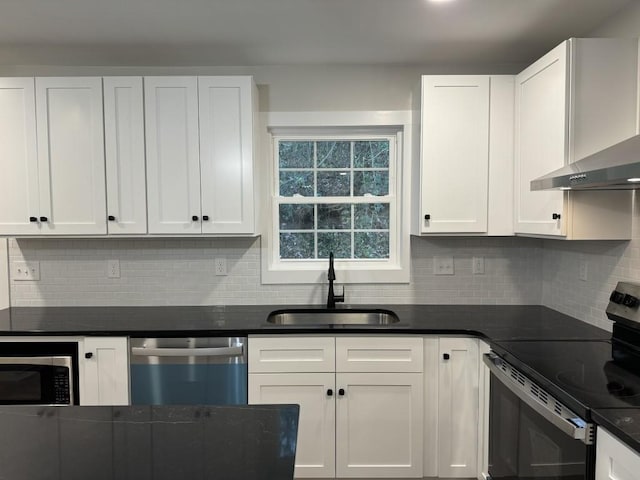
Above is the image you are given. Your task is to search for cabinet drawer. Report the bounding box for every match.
[336,337,423,373]
[248,336,335,373]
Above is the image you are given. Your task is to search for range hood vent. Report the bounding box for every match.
[531,134,640,191]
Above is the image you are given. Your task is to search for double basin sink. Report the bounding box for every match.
[266,308,400,326]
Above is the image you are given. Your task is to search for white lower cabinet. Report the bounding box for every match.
[79,337,129,406]
[248,336,424,478]
[424,337,481,479]
[596,427,640,480]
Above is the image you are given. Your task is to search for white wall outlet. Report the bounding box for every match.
[107,259,120,278]
[434,256,454,275]
[214,258,227,276]
[12,261,40,281]
[579,260,588,282]
[472,256,485,275]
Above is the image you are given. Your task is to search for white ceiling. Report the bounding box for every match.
[0,0,633,66]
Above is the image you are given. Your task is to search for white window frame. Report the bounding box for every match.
[260,111,412,284]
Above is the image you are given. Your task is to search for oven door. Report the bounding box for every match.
[484,353,595,480]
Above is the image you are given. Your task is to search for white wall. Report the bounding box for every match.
[590,2,640,37]
[0,239,9,308]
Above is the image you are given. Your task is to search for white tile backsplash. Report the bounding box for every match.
[8,236,543,307]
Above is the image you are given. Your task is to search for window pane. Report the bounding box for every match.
[280,232,315,259]
[354,232,389,259]
[317,171,350,196]
[280,171,314,197]
[279,141,313,168]
[354,141,389,168]
[279,204,314,230]
[318,204,351,230]
[317,141,351,168]
[318,232,351,259]
[354,204,390,229]
[354,171,389,196]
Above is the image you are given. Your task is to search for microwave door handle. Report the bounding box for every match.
[483,353,591,444]
[131,345,244,357]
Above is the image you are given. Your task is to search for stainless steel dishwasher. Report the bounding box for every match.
[129,337,247,405]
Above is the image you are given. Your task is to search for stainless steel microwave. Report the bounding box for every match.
[0,356,74,405]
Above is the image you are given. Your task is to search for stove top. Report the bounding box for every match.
[492,340,640,419]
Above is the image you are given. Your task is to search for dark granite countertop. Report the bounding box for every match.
[0,304,612,341]
[0,404,299,480]
[592,409,640,456]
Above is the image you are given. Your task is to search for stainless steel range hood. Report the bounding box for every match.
[530,134,640,191]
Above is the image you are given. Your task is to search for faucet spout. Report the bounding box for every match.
[327,252,345,309]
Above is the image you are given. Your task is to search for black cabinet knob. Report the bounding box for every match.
[327,389,333,397]
[623,294,639,309]
[424,214,431,220]
[202,215,209,221]
[443,353,450,360]
[610,290,625,304]
[85,352,93,359]
[192,215,199,221]
[552,213,561,220]
[29,216,38,223]
[39,216,48,222]
[338,388,345,396]
[108,215,116,221]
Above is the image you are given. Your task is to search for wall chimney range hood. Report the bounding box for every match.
[530,134,640,191]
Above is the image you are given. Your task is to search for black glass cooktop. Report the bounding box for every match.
[492,340,640,419]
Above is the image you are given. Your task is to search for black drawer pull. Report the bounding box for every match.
[29,216,38,223]
[39,216,48,222]
[424,214,431,220]
[443,353,450,360]
[192,215,199,221]
[108,215,116,221]
[203,215,209,221]
[85,352,93,359]
[552,213,561,220]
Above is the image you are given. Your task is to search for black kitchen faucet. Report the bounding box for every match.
[327,252,345,309]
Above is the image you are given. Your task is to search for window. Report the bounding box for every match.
[261,112,412,284]
[277,137,393,260]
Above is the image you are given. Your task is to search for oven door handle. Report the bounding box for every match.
[483,353,591,444]
[131,345,244,358]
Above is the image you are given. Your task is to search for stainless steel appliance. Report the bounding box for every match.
[484,352,594,480]
[486,281,640,480]
[0,342,78,405]
[129,337,247,405]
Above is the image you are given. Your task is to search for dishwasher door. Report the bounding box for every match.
[130,337,247,405]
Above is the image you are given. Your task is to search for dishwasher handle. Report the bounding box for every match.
[131,345,244,358]
[483,353,593,445]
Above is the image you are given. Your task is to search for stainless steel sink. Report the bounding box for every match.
[266,309,400,326]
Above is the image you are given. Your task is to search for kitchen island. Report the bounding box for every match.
[0,404,299,480]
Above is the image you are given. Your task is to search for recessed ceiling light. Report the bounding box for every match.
[429,0,456,3]
[560,187,572,190]
[627,178,640,182]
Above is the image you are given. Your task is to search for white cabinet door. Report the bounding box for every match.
[35,77,107,235]
[104,77,147,235]
[420,76,490,233]
[514,42,567,237]
[335,372,424,478]
[199,76,256,234]
[0,78,40,235]
[80,337,129,406]
[145,76,202,234]
[438,337,479,478]
[596,428,640,480]
[248,372,336,478]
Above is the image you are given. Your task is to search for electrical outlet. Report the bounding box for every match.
[107,259,120,278]
[472,256,485,275]
[434,256,454,275]
[214,258,227,276]
[12,261,40,281]
[579,260,588,282]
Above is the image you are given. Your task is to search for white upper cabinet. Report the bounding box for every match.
[145,75,258,235]
[0,78,40,235]
[145,76,202,234]
[418,75,514,235]
[514,38,637,239]
[199,76,256,234]
[0,77,107,236]
[35,77,107,235]
[104,77,147,235]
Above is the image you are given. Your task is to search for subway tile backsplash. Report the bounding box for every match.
[8,236,543,308]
